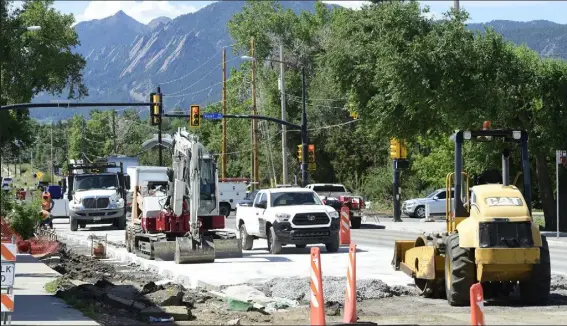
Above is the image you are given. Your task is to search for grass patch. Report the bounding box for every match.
[44,279,59,294]
[66,297,98,320]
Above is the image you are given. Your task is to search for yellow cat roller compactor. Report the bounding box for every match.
[392,121,551,306]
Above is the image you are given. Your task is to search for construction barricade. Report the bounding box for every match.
[1,241,17,325]
[339,206,351,245]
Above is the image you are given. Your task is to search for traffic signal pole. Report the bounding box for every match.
[392,162,402,222]
[157,86,163,166]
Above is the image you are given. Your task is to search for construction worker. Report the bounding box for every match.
[39,191,54,229]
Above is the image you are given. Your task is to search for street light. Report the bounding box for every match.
[241,55,309,187]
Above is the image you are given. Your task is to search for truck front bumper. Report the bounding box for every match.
[70,207,125,221]
[272,218,340,245]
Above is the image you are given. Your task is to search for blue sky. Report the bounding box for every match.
[11,1,567,25]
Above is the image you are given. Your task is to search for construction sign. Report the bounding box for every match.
[0,294,14,312]
[1,243,16,316]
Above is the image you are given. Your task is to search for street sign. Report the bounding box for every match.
[308,162,316,171]
[557,150,567,165]
[203,113,223,120]
[1,262,15,287]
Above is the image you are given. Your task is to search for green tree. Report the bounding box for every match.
[0,0,87,149]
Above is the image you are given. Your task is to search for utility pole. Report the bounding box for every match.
[112,109,117,154]
[279,42,288,185]
[454,0,459,11]
[157,86,163,166]
[251,37,259,190]
[81,118,86,161]
[50,122,54,182]
[221,47,227,179]
[300,67,308,187]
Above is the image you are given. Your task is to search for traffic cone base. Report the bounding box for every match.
[470,283,485,326]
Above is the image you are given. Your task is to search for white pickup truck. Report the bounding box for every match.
[235,188,340,254]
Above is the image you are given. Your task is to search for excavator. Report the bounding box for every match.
[392,121,551,306]
[126,128,242,263]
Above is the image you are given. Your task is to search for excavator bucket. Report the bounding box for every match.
[175,236,215,264]
[213,237,243,259]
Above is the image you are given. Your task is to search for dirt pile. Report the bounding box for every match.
[550,274,567,292]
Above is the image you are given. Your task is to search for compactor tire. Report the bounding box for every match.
[519,235,551,305]
[239,224,254,250]
[325,233,340,253]
[445,233,475,306]
[267,226,283,255]
[70,217,78,231]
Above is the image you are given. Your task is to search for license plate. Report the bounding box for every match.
[93,216,102,221]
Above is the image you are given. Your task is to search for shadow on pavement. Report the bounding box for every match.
[244,245,368,256]
[14,255,44,263]
[11,294,97,322]
[359,224,386,230]
[484,292,567,307]
[15,272,60,278]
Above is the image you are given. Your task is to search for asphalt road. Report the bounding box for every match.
[225,213,567,276]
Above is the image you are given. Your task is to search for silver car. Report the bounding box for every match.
[402,188,455,219]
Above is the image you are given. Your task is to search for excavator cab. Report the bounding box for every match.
[392,121,550,306]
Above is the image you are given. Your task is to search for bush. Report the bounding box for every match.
[6,195,42,240]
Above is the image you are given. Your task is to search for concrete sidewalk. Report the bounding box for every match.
[371,217,567,247]
[8,254,99,326]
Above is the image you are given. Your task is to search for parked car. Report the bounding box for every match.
[2,177,13,191]
[402,188,471,218]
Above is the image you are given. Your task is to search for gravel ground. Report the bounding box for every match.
[253,276,419,304]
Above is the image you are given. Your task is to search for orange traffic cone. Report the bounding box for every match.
[310,247,326,325]
[470,283,485,326]
[343,243,357,323]
[339,206,351,245]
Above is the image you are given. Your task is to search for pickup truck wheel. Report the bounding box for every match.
[325,233,340,253]
[268,226,283,254]
[239,224,254,250]
[219,203,231,217]
[70,217,78,231]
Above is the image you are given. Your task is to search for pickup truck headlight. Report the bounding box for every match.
[329,211,339,219]
[275,213,291,222]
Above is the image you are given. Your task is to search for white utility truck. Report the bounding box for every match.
[218,178,248,217]
[126,166,169,208]
[235,187,340,254]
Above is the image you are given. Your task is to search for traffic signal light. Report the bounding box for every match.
[190,105,200,127]
[297,145,302,161]
[390,138,400,159]
[350,111,359,120]
[308,144,315,163]
[150,92,162,126]
[390,138,408,159]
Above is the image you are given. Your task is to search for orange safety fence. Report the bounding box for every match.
[1,216,60,256]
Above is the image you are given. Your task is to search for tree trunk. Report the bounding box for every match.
[559,164,567,232]
[535,152,557,231]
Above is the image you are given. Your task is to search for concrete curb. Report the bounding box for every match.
[54,231,222,291]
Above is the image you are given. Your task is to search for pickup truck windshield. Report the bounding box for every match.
[271,192,322,207]
[74,174,119,192]
[312,185,346,193]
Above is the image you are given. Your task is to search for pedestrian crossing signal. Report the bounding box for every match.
[190,105,200,127]
[308,144,315,163]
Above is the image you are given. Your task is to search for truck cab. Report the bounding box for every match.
[305,183,366,229]
[235,188,340,254]
[66,161,127,231]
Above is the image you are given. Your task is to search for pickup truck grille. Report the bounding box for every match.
[292,213,330,226]
[291,229,331,240]
[82,198,110,209]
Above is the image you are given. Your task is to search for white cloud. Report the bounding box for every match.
[75,1,200,24]
[322,1,371,10]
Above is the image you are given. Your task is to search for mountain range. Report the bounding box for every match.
[30,1,567,121]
